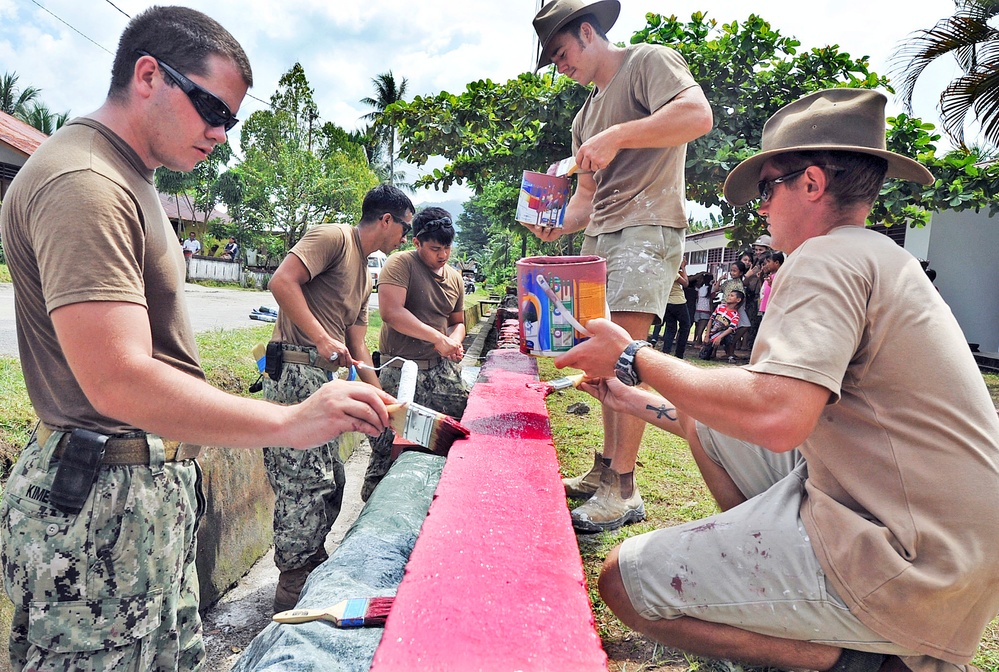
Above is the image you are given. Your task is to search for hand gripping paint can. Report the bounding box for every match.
[516,255,607,356]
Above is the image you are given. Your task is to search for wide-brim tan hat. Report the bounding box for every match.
[533,0,620,71]
[723,88,934,206]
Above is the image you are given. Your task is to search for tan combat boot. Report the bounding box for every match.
[571,467,645,533]
[563,451,607,499]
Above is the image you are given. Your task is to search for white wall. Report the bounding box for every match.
[915,210,999,352]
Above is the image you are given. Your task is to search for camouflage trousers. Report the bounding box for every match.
[1,429,205,671]
[361,357,469,501]
[263,356,346,572]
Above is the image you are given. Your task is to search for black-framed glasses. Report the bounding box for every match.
[136,50,239,132]
[391,214,412,237]
[757,168,807,203]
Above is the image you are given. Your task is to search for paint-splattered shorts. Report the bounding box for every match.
[580,225,684,319]
[617,423,919,654]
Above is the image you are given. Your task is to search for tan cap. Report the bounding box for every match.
[533,0,620,70]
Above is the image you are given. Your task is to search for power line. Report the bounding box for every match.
[25,0,276,114]
[102,0,130,19]
[28,0,114,55]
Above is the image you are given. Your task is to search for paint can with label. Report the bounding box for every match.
[516,255,607,357]
[515,171,571,228]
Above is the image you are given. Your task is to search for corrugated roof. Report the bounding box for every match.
[0,110,49,158]
[158,192,230,224]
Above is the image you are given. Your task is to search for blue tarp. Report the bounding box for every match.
[232,451,445,672]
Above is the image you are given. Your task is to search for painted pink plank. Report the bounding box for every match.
[371,349,607,671]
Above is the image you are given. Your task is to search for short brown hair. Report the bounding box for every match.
[770,150,888,210]
[109,6,252,101]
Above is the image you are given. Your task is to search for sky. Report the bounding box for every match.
[0,0,963,207]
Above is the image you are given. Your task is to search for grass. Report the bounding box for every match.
[539,356,999,672]
[0,263,10,284]
[0,300,996,668]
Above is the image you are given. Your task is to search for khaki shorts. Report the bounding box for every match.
[617,424,922,655]
[581,226,684,319]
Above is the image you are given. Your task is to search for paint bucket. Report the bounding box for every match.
[515,171,571,228]
[516,255,606,357]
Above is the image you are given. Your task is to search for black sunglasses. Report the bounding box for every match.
[757,168,807,203]
[390,213,412,237]
[136,50,239,132]
[758,165,845,202]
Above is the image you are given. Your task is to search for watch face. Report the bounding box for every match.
[615,340,648,386]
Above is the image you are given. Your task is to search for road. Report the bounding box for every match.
[0,282,279,358]
[0,282,382,359]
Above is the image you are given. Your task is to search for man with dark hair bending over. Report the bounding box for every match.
[557,88,999,672]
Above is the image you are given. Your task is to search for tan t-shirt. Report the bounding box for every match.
[747,226,999,661]
[0,118,203,434]
[271,224,370,346]
[572,43,699,235]
[378,250,464,360]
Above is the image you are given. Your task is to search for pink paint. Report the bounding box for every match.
[371,349,608,671]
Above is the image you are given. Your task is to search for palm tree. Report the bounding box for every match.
[891,0,999,149]
[360,71,408,185]
[20,103,70,135]
[1,72,41,118]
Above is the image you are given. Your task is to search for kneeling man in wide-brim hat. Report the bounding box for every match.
[556,87,999,672]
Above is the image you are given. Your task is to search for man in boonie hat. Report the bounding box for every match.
[555,88,999,672]
[526,0,712,534]
[752,233,773,254]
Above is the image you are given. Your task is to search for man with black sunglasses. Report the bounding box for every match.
[0,7,394,670]
[556,89,999,672]
[262,183,414,612]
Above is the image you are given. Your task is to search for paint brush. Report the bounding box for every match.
[272,597,394,628]
[386,402,470,455]
[527,373,586,397]
[535,275,591,337]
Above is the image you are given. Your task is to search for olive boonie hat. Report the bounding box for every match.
[723,88,934,206]
[533,0,620,71]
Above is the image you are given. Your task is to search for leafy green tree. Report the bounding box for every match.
[388,73,587,193]
[891,0,999,150]
[391,11,998,262]
[360,71,408,186]
[632,12,892,245]
[0,72,39,117]
[1,73,70,134]
[236,63,378,252]
[19,103,69,135]
[155,142,233,227]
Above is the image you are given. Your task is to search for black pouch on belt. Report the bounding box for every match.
[50,429,108,514]
[265,341,284,381]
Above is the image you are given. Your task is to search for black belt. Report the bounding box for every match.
[279,344,341,374]
[36,425,201,465]
[382,356,442,370]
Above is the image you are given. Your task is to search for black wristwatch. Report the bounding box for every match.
[615,340,650,386]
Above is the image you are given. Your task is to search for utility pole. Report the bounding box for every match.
[531,0,545,72]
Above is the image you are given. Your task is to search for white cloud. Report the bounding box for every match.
[2,0,963,205]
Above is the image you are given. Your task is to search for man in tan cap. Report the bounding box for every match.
[526,0,713,533]
[556,88,999,672]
